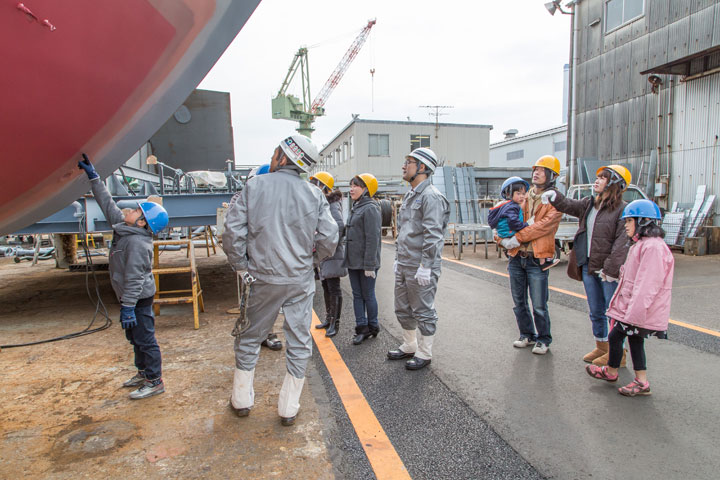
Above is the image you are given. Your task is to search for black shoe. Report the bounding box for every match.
[315,316,331,329]
[405,357,431,370]
[325,295,342,337]
[353,325,370,345]
[280,415,296,426]
[262,333,282,351]
[387,349,415,360]
[368,325,380,338]
[229,400,251,417]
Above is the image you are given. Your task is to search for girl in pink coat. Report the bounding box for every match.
[585,200,674,396]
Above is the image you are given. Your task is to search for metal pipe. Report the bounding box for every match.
[567,2,579,186]
[665,76,673,180]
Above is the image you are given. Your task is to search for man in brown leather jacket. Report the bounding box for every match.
[498,155,562,355]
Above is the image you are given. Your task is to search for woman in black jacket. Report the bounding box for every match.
[310,172,346,338]
[541,165,631,365]
[343,173,382,345]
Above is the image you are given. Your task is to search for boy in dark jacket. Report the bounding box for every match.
[78,155,169,400]
[489,176,558,270]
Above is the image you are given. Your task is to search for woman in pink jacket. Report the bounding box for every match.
[585,199,674,396]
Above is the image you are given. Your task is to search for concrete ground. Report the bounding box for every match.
[0,253,333,479]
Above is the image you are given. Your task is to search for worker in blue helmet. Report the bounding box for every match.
[78,154,168,400]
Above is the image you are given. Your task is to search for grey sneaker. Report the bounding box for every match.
[129,379,165,400]
[513,337,536,348]
[122,372,145,388]
[532,342,549,355]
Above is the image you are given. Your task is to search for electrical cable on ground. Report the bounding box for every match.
[1,215,113,349]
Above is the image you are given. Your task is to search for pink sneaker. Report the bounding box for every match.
[585,364,618,382]
[618,378,651,396]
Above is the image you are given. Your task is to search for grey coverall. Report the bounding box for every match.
[395,178,450,337]
[222,167,338,378]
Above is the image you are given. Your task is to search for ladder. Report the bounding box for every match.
[152,239,205,329]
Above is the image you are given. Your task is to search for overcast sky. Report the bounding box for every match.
[198,0,571,166]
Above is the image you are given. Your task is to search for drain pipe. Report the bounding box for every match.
[567,1,580,186]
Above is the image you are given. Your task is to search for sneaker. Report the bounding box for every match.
[542,258,561,271]
[129,379,165,400]
[513,337,536,348]
[122,372,145,388]
[618,378,651,397]
[532,342,549,355]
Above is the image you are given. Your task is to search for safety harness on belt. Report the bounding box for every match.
[231,271,256,337]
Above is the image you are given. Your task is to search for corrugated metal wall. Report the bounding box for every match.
[574,0,720,224]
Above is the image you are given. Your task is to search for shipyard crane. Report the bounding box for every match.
[271,19,376,137]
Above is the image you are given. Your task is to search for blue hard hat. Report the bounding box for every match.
[256,164,271,175]
[138,202,169,234]
[500,176,530,199]
[621,199,662,220]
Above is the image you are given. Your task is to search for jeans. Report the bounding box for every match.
[125,298,162,380]
[581,264,618,341]
[507,255,552,345]
[347,269,378,328]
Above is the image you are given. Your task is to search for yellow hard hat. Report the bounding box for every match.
[309,171,334,190]
[597,164,631,190]
[354,173,378,197]
[533,155,561,175]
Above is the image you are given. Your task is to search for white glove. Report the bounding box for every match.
[500,236,521,250]
[414,265,432,286]
[597,269,618,283]
[364,270,376,278]
[541,190,557,204]
[393,261,398,274]
[526,216,535,226]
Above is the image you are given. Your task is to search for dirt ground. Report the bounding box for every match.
[0,251,334,479]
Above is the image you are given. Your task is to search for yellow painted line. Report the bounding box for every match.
[311,310,412,480]
[382,239,720,338]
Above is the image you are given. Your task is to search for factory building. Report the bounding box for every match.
[489,125,568,168]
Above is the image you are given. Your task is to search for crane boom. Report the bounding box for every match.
[311,19,376,114]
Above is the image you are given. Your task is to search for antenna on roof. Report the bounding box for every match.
[419,105,454,139]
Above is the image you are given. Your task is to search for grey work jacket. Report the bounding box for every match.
[342,195,382,271]
[396,178,450,269]
[319,193,347,279]
[90,178,156,306]
[222,167,339,284]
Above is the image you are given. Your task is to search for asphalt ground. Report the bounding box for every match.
[311,243,720,480]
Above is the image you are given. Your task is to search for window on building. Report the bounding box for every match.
[342,143,347,162]
[410,134,430,151]
[506,150,524,161]
[605,0,644,33]
[369,134,389,156]
[553,140,567,152]
[349,135,354,158]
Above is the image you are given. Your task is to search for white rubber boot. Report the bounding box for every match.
[399,328,418,353]
[278,372,305,425]
[415,334,434,360]
[231,368,255,414]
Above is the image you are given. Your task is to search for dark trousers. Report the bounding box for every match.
[608,323,646,370]
[347,269,378,328]
[507,255,552,345]
[124,297,162,380]
[321,277,342,299]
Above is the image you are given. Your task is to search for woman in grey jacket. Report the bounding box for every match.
[310,172,347,338]
[343,173,382,345]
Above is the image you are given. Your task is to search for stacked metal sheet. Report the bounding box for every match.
[663,185,716,247]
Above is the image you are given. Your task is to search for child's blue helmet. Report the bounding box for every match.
[501,176,530,200]
[621,199,662,221]
[138,202,169,234]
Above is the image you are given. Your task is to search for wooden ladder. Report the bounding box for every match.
[152,239,205,329]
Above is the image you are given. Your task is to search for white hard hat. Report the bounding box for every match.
[279,135,319,173]
[406,147,438,173]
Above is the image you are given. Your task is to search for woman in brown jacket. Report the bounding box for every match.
[541,165,631,365]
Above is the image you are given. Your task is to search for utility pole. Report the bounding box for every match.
[419,105,453,138]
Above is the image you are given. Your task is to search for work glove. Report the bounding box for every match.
[597,269,618,283]
[77,153,99,180]
[541,190,557,204]
[120,305,137,329]
[393,261,398,274]
[364,270,376,278]
[414,265,432,286]
[500,236,521,250]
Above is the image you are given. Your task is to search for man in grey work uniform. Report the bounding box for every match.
[222,135,338,425]
[387,147,450,370]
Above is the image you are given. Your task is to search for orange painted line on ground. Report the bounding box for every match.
[311,311,412,480]
[382,239,720,338]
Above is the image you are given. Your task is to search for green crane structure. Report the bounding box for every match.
[271,19,376,138]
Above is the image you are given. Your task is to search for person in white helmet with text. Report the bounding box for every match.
[222,135,338,425]
[387,148,450,370]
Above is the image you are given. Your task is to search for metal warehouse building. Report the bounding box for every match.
[313,118,492,182]
[569,0,720,224]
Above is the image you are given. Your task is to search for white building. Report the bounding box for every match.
[489,125,568,168]
[313,118,492,182]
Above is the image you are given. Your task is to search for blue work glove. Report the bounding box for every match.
[78,153,99,180]
[120,305,137,329]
